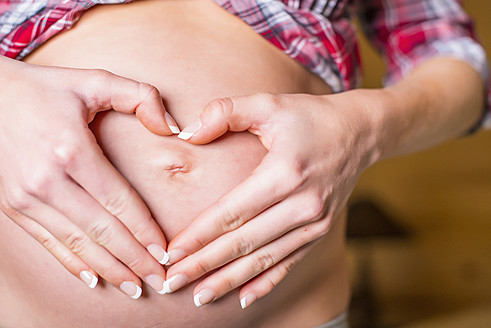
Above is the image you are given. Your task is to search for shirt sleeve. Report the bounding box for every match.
[356,0,491,129]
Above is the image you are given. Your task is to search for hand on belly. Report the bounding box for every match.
[0,57,181,299]
[158,90,362,309]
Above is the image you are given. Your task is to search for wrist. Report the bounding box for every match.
[363,87,402,164]
[329,89,391,170]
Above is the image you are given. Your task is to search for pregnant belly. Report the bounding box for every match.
[0,1,348,327]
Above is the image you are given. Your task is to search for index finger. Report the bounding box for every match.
[57,130,170,265]
[167,155,303,264]
[75,68,180,135]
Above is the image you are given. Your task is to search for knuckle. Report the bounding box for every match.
[129,214,153,240]
[88,221,114,246]
[83,69,112,108]
[126,255,146,272]
[206,97,233,117]
[138,82,160,103]
[311,219,332,239]
[4,188,31,211]
[88,69,111,86]
[52,133,86,168]
[39,233,58,252]
[23,172,53,198]
[189,234,207,249]
[65,231,90,255]
[256,92,282,111]
[228,235,253,257]
[263,276,279,292]
[283,260,296,274]
[96,264,121,282]
[261,262,294,292]
[192,258,211,276]
[220,275,237,292]
[216,205,243,232]
[103,188,132,218]
[251,252,276,273]
[275,160,305,193]
[304,195,326,221]
[84,69,113,98]
[59,254,77,271]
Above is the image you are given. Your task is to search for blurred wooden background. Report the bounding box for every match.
[348,1,491,327]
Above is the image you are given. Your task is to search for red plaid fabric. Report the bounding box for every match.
[1,0,489,127]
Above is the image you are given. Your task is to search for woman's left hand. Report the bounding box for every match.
[164,90,384,308]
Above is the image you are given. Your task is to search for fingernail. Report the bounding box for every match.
[147,244,170,265]
[80,271,98,289]
[120,281,142,299]
[145,274,166,294]
[167,249,187,264]
[240,294,257,309]
[164,111,180,134]
[177,119,201,140]
[194,289,215,307]
[163,273,189,293]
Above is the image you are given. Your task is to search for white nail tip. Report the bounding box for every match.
[177,131,194,140]
[164,112,180,134]
[194,293,202,307]
[240,297,247,309]
[162,279,173,294]
[177,119,201,140]
[88,276,98,289]
[147,244,170,265]
[157,285,167,295]
[169,125,180,134]
[80,271,98,289]
[160,251,170,265]
[131,285,142,300]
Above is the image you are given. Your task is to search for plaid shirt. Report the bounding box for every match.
[1,0,489,127]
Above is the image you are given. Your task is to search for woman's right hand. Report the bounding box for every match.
[0,56,178,298]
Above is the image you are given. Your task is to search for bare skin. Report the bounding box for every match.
[0,1,348,327]
[0,0,483,326]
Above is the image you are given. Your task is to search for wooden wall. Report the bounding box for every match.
[349,1,491,326]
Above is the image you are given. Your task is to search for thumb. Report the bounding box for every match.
[177,94,273,145]
[79,69,180,135]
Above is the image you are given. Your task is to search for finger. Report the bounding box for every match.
[8,209,99,289]
[189,222,325,307]
[178,94,277,145]
[167,154,305,264]
[77,69,180,135]
[55,131,170,266]
[166,193,318,289]
[238,243,316,309]
[35,177,167,296]
[18,200,147,298]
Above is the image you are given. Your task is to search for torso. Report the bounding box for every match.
[0,1,348,327]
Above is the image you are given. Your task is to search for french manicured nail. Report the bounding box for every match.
[163,273,189,293]
[167,249,187,264]
[194,289,215,307]
[177,119,201,140]
[80,271,98,289]
[120,281,142,299]
[164,111,180,134]
[145,275,166,294]
[240,294,257,309]
[147,244,170,265]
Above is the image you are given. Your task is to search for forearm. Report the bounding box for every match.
[368,57,485,162]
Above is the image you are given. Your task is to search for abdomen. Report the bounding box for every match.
[0,1,347,327]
